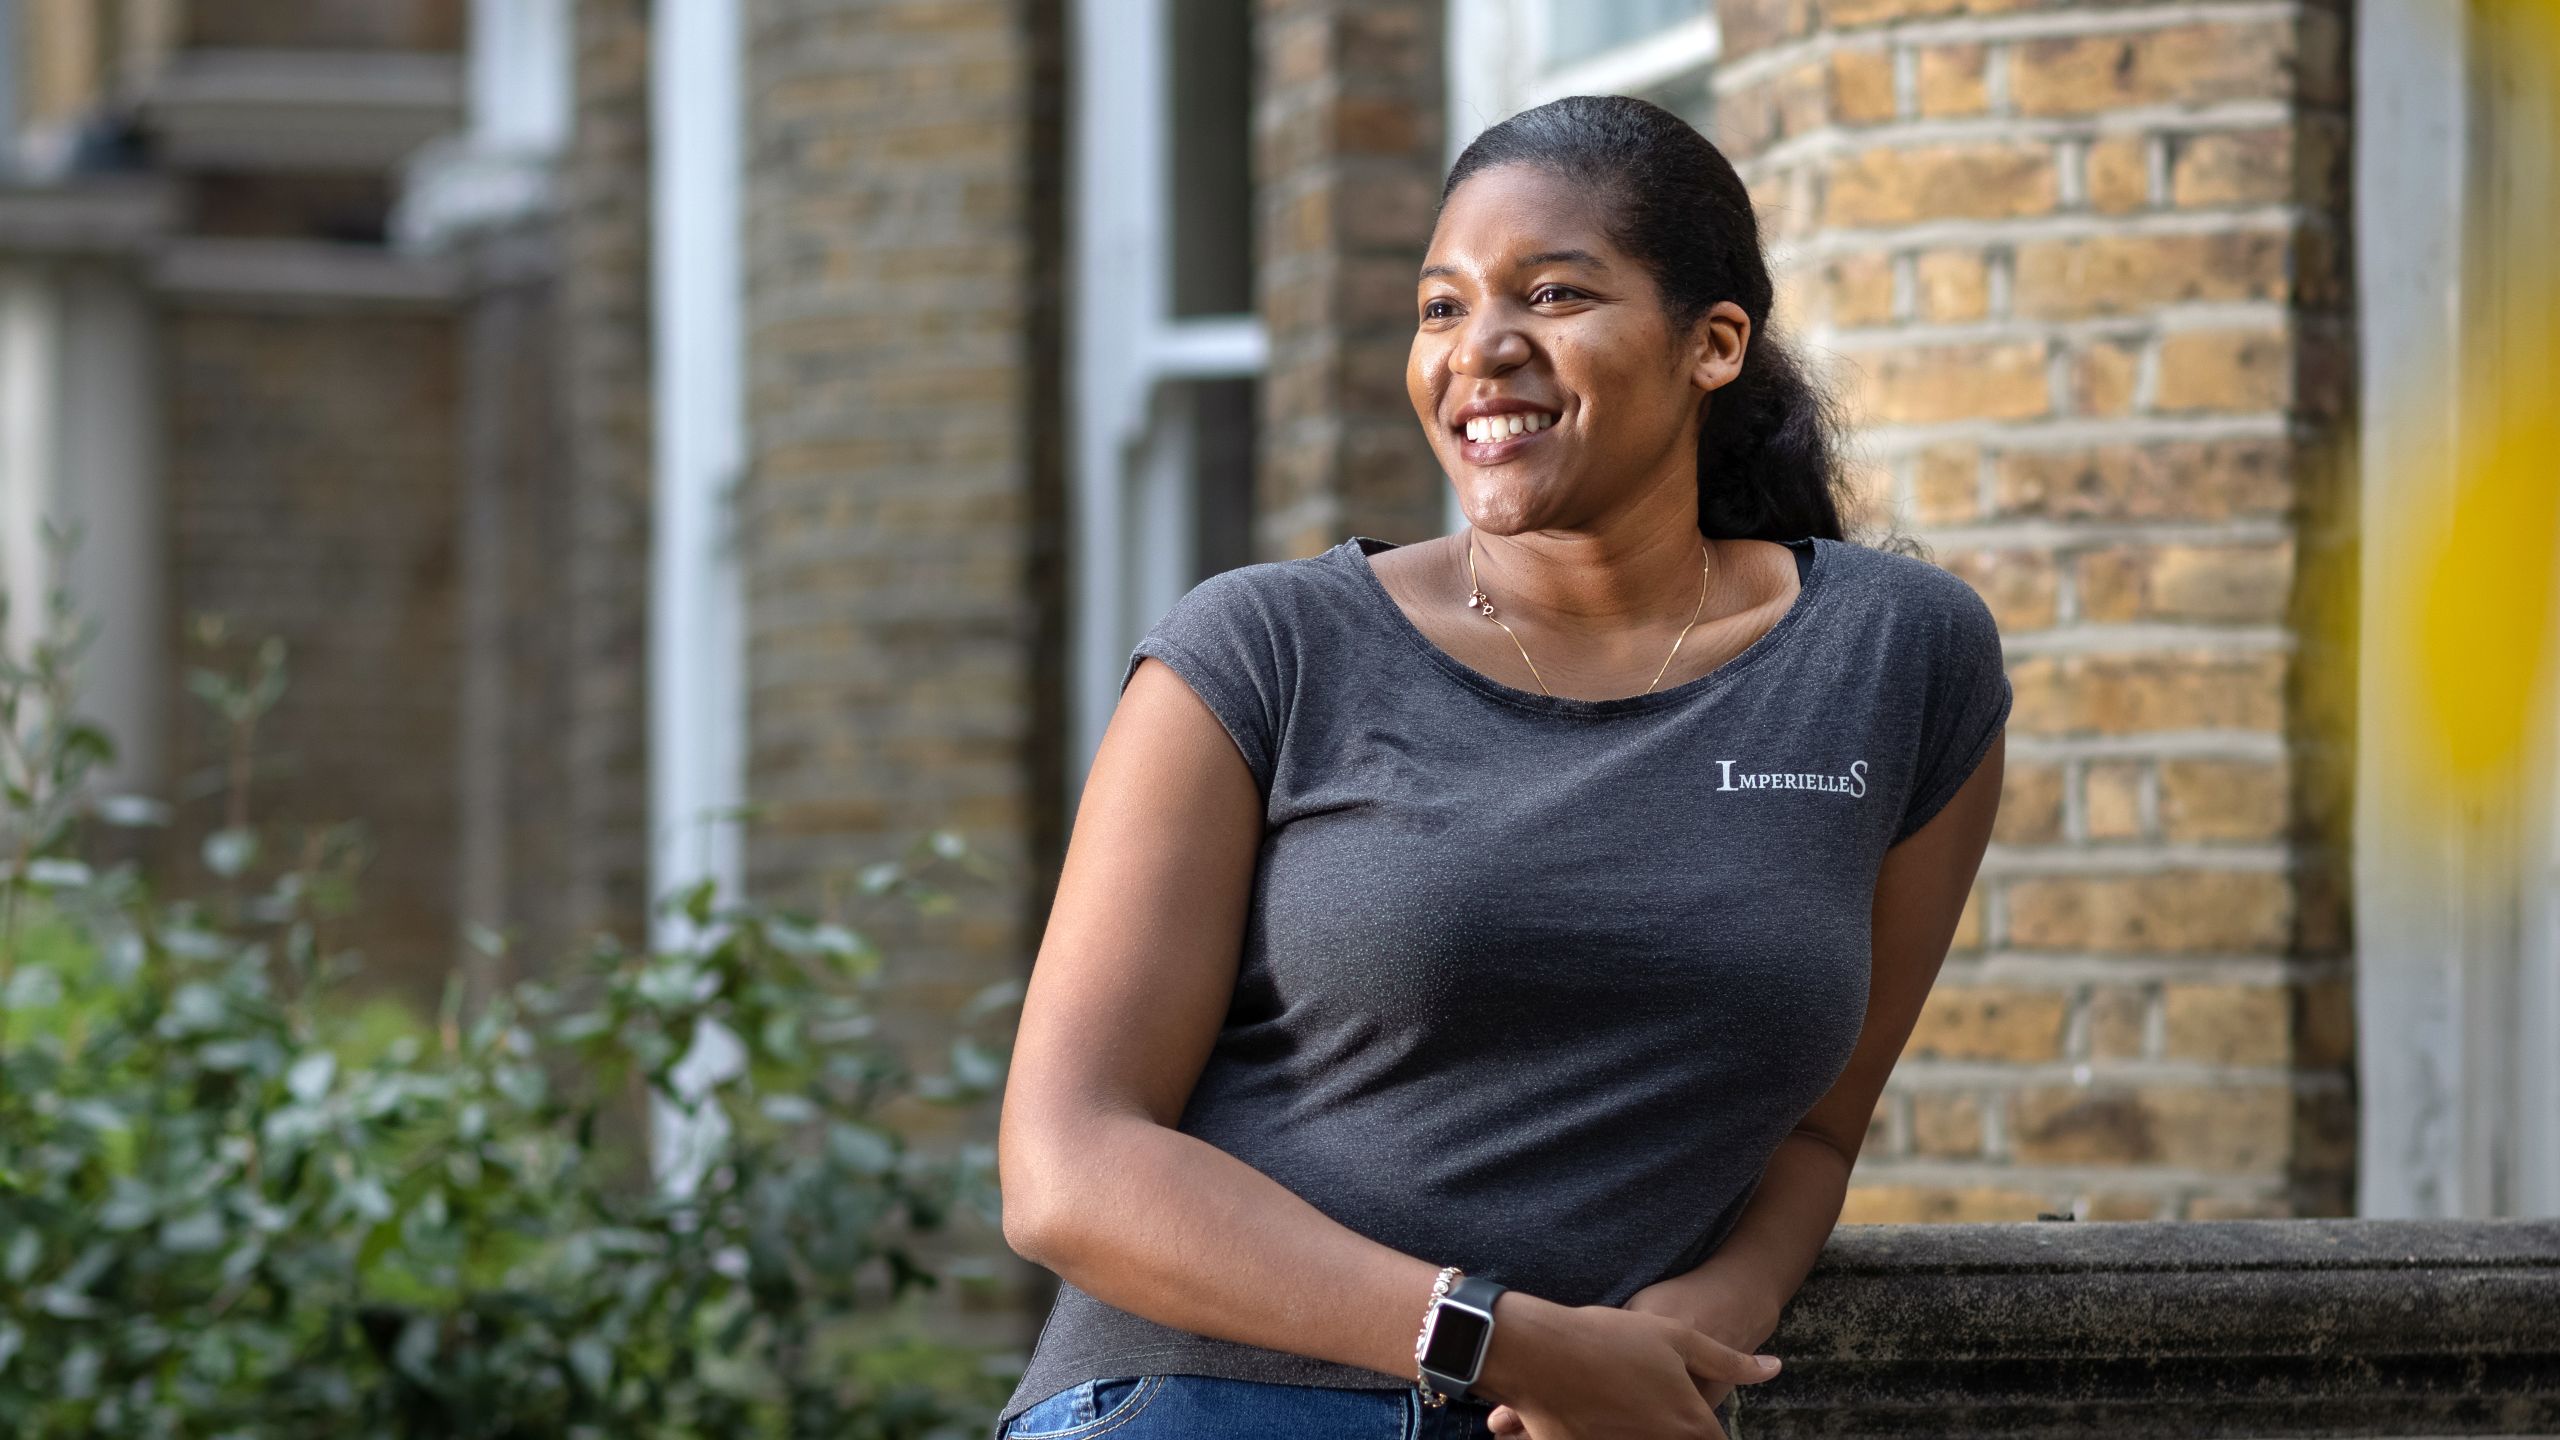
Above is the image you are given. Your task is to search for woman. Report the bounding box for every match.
[993,94,2009,1440]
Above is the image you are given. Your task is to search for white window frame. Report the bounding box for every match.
[1440,0,1721,534]
[1066,0,1267,797]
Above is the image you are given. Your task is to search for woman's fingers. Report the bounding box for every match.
[1679,1328,1783,1387]
[1486,1402,1529,1435]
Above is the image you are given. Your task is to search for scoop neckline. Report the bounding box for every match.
[1338,533,1834,718]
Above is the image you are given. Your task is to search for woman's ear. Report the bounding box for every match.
[1690,301,1753,396]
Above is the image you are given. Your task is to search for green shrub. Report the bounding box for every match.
[0,529,1021,1438]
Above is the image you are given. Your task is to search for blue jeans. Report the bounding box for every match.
[997,1372,1738,1438]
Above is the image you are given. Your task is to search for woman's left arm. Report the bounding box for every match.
[1487,727,2007,1435]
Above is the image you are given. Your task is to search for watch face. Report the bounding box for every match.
[1420,1304,1492,1377]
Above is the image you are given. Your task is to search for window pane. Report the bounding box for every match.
[1544,0,1708,70]
[1189,378,1259,581]
[1169,0,1255,318]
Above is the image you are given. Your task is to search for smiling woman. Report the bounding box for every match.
[993,95,2010,1440]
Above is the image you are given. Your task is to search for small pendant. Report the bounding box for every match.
[1466,588,1491,614]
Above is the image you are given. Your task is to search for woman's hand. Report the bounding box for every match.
[1484,1279,1774,1437]
[1472,1293,1778,1439]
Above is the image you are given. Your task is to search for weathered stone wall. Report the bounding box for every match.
[1714,0,2359,1220]
[1252,0,1449,557]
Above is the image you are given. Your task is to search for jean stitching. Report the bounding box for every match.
[1056,1374,1166,1440]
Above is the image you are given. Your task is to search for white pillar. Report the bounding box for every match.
[647,0,749,1197]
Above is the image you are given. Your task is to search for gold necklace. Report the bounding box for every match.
[1463,529,1713,697]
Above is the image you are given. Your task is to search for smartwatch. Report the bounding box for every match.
[1416,1273,1509,1404]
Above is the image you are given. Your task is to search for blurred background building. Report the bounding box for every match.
[0,0,2552,1368]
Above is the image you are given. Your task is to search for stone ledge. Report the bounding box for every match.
[1744,1219,2560,1437]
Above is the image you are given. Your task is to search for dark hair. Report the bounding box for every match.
[1440,95,1863,546]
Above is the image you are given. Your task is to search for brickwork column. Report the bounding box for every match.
[1715,0,2358,1219]
[554,0,656,949]
[739,0,1063,1344]
[1253,0,1448,557]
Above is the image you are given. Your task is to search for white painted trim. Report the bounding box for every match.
[649,0,748,934]
[394,0,570,250]
[1065,0,1267,799]
[0,261,164,798]
[2350,0,2560,1218]
[0,266,58,674]
[647,0,748,1195]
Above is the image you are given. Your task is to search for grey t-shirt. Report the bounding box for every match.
[996,533,2011,1432]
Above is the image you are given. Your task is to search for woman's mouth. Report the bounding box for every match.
[1455,409,1559,462]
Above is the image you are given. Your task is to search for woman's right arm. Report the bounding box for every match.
[997,657,1780,1437]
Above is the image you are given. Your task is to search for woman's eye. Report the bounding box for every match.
[1421,299,1457,321]
[1531,284,1583,304]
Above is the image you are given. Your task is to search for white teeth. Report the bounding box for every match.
[1462,411,1558,443]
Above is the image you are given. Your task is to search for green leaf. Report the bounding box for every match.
[201,827,258,879]
[285,1050,336,1104]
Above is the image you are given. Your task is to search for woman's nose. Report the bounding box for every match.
[1452,310,1531,377]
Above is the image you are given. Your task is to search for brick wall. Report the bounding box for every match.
[740,0,1065,1344]
[1715,0,2359,1219]
[1253,0,1448,557]
[550,0,656,949]
[164,304,464,1004]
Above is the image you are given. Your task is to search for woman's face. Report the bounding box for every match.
[1408,162,1749,534]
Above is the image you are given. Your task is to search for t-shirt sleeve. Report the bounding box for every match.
[1119,569,1288,795]
[1893,574,2013,845]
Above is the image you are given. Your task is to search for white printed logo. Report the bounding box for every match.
[1715,759,1868,797]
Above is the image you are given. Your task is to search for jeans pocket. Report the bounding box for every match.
[1004,1376,1158,1439]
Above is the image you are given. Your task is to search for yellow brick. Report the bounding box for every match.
[2085,761,2147,839]
[1915,248,1991,322]
[2008,1084,2292,1170]
[1911,444,1983,524]
[2161,983,2291,1065]
[2007,871,2293,953]
[1839,1185,2055,1223]
[1993,440,2295,521]
[2155,329,2292,413]
[1994,759,2065,845]
[2076,541,2295,624]
[1903,986,2071,1062]
[1847,341,2051,425]
[1824,143,2058,227]
[2170,129,2305,208]
[2086,134,2151,214]
[2069,340,2141,417]
[2012,232,2289,319]
[2083,987,2150,1059]
[1951,878,1988,950]
[1911,1092,1986,1156]
[1916,44,1988,116]
[2006,653,2287,736]
[1831,46,1899,124]
[2083,1192,2169,1221]
[1937,546,2058,631]
[1775,59,1832,142]
[2011,23,2296,117]
[2159,758,2290,841]
[1825,253,1897,327]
